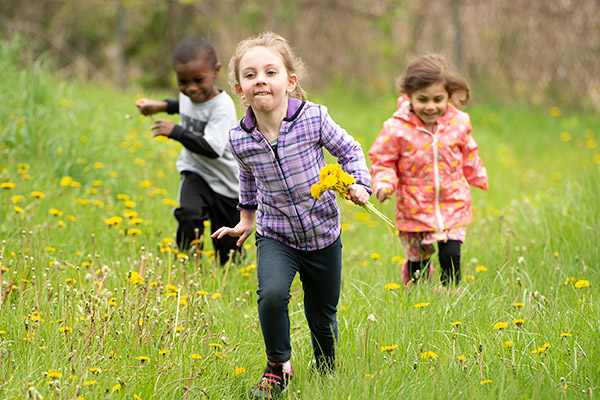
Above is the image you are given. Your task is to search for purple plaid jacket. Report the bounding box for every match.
[229,98,372,251]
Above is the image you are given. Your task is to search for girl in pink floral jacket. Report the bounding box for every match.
[369,55,488,286]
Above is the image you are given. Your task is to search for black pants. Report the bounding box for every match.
[174,171,241,265]
[407,240,461,286]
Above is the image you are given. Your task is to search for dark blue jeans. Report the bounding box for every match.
[255,234,342,370]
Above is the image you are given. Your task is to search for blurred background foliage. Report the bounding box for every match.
[1,0,599,110]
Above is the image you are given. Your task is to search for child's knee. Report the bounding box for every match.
[258,287,290,311]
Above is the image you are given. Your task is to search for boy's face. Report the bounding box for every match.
[174,58,220,104]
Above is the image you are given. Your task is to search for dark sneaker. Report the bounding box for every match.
[251,362,292,399]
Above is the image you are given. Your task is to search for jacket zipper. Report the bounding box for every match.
[419,127,445,231]
[260,128,309,250]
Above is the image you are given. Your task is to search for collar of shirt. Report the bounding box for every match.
[240,98,305,133]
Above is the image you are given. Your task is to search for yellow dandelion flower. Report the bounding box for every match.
[134,395,143,400]
[124,209,138,218]
[159,349,171,356]
[560,333,572,338]
[31,191,45,199]
[211,293,221,299]
[380,344,398,352]
[457,355,466,362]
[384,283,401,291]
[60,326,73,333]
[549,106,561,117]
[47,369,62,379]
[117,193,130,201]
[1,182,16,189]
[480,379,492,385]
[165,284,178,293]
[420,351,437,359]
[493,322,508,330]
[560,131,572,142]
[369,253,381,260]
[513,319,524,326]
[414,302,429,308]
[513,302,525,308]
[136,356,150,362]
[124,200,136,208]
[49,208,63,216]
[129,217,144,225]
[59,176,72,186]
[127,228,142,236]
[464,274,475,280]
[83,380,97,386]
[234,367,246,376]
[127,271,144,285]
[451,321,461,326]
[104,216,123,226]
[574,280,590,288]
[112,383,122,392]
[14,206,23,213]
[475,266,487,272]
[504,341,513,348]
[190,353,202,360]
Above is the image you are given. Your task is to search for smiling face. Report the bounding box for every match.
[235,46,297,116]
[174,58,220,104]
[408,81,449,132]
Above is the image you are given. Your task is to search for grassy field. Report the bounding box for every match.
[1,39,599,399]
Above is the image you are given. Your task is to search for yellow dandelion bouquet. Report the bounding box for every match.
[311,164,395,229]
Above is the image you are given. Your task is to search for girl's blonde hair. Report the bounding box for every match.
[228,32,307,101]
[396,54,470,105]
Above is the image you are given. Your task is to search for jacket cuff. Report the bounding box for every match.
[237,203,258,211]
[164,99,179,115]
[169,124,185,140]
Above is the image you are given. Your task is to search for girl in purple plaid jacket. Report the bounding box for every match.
[212,32,371,399]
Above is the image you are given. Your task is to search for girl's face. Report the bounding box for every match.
[408,81,449,131]
[235,46,297,115]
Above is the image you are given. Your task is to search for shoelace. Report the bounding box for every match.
[259,372,283,389]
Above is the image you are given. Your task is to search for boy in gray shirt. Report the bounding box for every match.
[136,36,240,265]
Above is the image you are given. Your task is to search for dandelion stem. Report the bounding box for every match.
[362,201,395,229]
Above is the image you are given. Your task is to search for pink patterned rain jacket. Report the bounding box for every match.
[369,95,488,233]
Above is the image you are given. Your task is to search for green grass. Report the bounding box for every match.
[1,39,599,399]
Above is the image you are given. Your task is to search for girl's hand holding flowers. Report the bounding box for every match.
[311,164,395,229]
[347,184,370,206]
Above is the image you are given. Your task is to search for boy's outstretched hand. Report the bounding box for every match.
[135,98,166,116]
